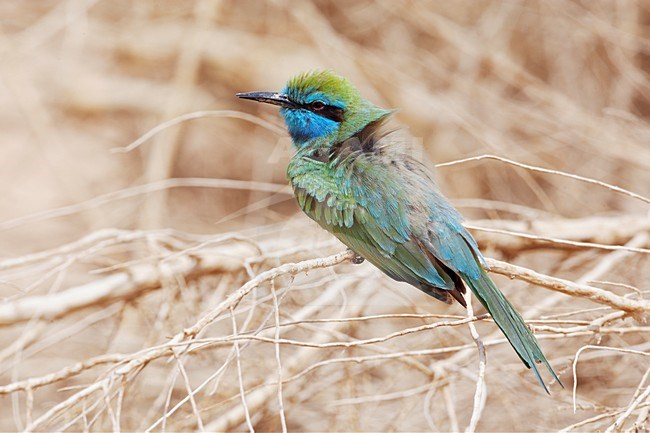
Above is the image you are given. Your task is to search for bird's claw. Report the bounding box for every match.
[348,250,365,264]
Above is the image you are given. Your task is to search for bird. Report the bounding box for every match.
[237,70,561,392]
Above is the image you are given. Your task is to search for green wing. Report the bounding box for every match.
[288,155,462,303]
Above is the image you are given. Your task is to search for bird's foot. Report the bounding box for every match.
[347,249,365,264]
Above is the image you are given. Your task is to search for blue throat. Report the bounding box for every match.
[280,107,340,146]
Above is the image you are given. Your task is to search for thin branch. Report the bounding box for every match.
[443,384,460,433]
[24,251,354,431]
[436,154,650,204]
[468,215,650,256]
[172,352,204,432]
[0,178,290,232]
[486,258,650,314]
[572,345,650,413]
[606,381,650,432]
[271,280,288,433]
[463,291,486,433]
[202,277,374,432]
[329,383,432,406]
[466,223,650,254]
[0,242,256,326]
[231,307,255,433]
[0,354,126,395]
[559,403,650,433]
[111,110,285,154]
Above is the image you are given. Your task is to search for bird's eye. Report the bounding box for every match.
[310,101,325,111]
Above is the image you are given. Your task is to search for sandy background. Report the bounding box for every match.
[0,1,649,431]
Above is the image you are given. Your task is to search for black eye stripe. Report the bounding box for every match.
[303,102,344,122]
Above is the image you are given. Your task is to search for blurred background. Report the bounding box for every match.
[0,1,649,432]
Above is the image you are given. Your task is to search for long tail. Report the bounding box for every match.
[464,267,562,393]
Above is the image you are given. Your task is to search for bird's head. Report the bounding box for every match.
[237,70,392,147]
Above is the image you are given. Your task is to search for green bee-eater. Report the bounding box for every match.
[237,70,561,392]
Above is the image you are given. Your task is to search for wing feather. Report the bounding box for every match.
[290,156,455,294]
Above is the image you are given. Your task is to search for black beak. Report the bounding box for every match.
[236,91,297,108]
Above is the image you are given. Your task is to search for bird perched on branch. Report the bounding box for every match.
[237,70,561,392]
